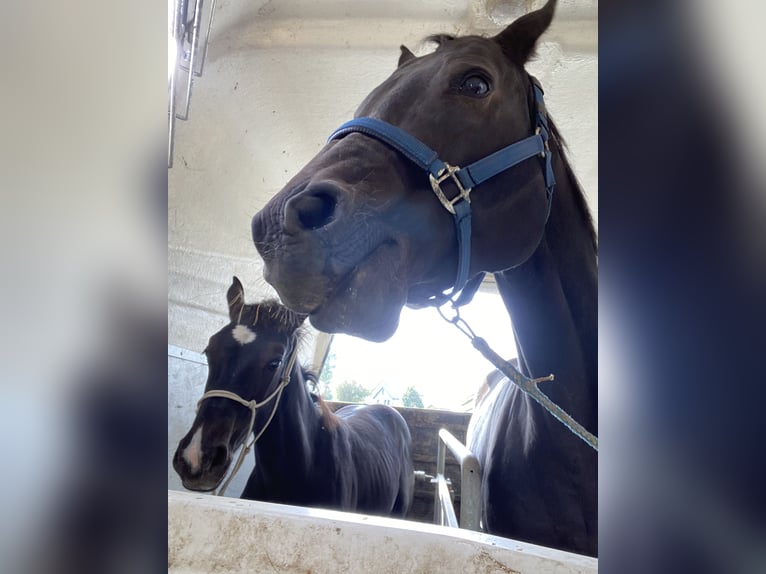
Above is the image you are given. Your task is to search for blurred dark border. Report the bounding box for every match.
[2,0,169,572]
[600,1,765,573]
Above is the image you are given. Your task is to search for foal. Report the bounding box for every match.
[173,277,414,517]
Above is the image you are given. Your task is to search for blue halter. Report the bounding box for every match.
[327,75,555,307]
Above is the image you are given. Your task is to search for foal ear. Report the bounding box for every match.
[398,45,416,67]
[493,0,556,65]
[227,276,245,322]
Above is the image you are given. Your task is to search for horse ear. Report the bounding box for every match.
[398,45,416,67]
[493,0,556,65]
[227,276,245,322]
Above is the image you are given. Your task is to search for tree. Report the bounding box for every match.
[318,350,336,400]
[401,386,424,408]
[335,380,370,403]
[319,350,336,384]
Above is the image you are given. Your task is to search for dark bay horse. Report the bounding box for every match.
[249,0,596,556]
[173,277,414,517]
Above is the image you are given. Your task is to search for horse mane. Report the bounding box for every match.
[546,118,598,256]
[475,366,512,407]
[425,33,456,47]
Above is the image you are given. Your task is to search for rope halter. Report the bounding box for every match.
[195,343,300,496]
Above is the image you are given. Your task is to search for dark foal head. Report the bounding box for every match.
[252,1,557,341]
[173,277,306,491]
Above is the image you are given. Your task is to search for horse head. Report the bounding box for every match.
[251,0,557,341]
[172,276,306,491]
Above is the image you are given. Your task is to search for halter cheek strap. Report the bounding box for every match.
[195,344,300,497]
[327,75,555,307]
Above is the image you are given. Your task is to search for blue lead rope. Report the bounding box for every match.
[327,75,555,306]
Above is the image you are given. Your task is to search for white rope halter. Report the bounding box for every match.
[196,343,299,496]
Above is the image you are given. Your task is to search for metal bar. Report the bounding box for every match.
[460,462,481,531]
[168,0,186,168]
[177,0,203,120]
[168,67,177,168]
[438,429,482,531]
[433,478,442,526]
[434,438,446,526]
[196,0,216,76]
[436,433,447,475]
[437,478,458,528]
[178,0,215,77]
[438,428,472,465]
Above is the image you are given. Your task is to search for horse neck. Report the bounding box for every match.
[255,364,322,472]
[494,140,597,432]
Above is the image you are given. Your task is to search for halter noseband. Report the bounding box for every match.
[327,75,555,307]
[196,342,300,496]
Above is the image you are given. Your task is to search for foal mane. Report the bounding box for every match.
[307,376,341,432]
[239,298,307,336]
[241,298,341,432]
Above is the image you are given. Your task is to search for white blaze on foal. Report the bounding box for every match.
[182,425,204,472]
[232,325,256,345]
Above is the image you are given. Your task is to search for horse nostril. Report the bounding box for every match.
[287,188,338,231]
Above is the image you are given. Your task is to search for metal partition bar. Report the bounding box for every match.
[434,428,482,531]
[168,0,186,167]
[177,0,204,121]
[167,0,217,167]
[436,477,459,528]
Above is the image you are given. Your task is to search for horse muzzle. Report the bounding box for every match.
[172,440,231,492]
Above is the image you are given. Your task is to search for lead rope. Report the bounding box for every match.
[438,305,598,451]
[196,345,300,496]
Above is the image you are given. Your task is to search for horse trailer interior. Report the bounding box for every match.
[168,0,597,571]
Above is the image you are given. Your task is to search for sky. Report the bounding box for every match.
[323,291,517,411]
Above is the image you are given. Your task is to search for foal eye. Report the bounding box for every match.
[459,74,491,97]
[266,359,282,371]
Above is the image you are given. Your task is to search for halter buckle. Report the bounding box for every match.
[535,126,550,158]
[429,163,471,215]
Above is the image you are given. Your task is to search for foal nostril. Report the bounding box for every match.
[286,187,339,231]
[172,449,191,476]
[209,445,228,470]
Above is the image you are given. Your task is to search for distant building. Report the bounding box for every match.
[368,383,400,406]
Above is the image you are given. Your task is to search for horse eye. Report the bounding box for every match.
[459,74,490,97]
[266,359,282,371]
